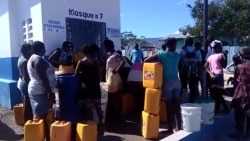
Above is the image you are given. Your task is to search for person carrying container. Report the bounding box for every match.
[48,41,74,69]
[145,38,182,135]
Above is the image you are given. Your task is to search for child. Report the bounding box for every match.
[145,38,182,134]
[230,48,250,139]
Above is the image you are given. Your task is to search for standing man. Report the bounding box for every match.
[195,41,207,98]
[180,37,202,103]
[17,43,33,123]
[130,43,144,63]
[145,38,182,135]
[48,41,74,68]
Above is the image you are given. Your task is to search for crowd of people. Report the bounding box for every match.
[16,36,250,140]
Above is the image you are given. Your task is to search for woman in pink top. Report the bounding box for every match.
[205,40,229,116]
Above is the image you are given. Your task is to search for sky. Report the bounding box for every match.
[121,0,195,38]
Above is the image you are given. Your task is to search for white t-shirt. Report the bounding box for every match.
[27,54,56,95]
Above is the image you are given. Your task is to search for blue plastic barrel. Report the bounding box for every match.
[57,73,81,123]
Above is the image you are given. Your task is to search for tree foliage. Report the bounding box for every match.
[121,31,148,49]
[180,0,250,46]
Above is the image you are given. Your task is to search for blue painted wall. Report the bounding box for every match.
[0,78,22,109]
[0,57,19,80]
[0,57,21,109]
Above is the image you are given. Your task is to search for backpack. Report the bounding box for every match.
[181,47,198,78]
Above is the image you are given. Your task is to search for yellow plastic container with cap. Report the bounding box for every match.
[47,109,55,128]
[73,51,85,65]
[160,100,167,123]
[50,121,71,141]
[59,65,75,73]
[24,120,44,141]
[76,121,97,141]
[14,103,24,125]
[144,88,161,114]
[122,93,135,116]
[143,63,163,89]
[142,111,159,139]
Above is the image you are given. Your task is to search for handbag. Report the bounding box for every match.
[106,70,123,93]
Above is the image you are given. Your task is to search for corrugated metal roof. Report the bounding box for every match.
[159,33,191,41]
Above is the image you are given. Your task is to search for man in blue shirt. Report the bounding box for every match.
[145,38,182,135]
[130,43,144,63]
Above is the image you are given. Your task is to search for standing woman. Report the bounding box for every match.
[205,40,229,116]
[27,41,56,141]
[17,43,33,123]
[104,40,125,122]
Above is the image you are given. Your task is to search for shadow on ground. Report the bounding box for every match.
[105,115,168,141]
[101,135,126,141]
[0,120,23,140]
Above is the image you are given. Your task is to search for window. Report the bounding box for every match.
[28,33,33,38]
[27,18,32,25]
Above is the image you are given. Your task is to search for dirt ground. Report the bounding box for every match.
[0,72,235,141]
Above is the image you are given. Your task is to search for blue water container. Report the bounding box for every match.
[57,73,81,123]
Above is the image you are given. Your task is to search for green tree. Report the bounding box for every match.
[121,31,148,49]
[180,0,250,46]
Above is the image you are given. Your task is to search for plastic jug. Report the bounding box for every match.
[76,121,97,141]
[122,93,135,116]
[144,88,161,114]
[59,65,75,73]
[24,120,44,141]
[14,103,24,125]
[143,63,163,88]
[142,111,159,139]
[50,121,72,141]
[47,110,55,128]
[73,52,84,64]
[160,100,167,123]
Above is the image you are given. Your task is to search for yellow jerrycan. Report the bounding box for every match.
[14,103,24,125]
[160,100,167,123]
[76,121,97,141]
[144,88,161,114]
[142,111,159,139]
[50,121,71,141]
[59,65,75,73]
[24,120,44,141]
[143,63,163,88]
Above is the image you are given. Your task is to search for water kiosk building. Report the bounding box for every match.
[0,0,121,108]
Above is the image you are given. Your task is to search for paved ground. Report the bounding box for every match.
[1,72,248,141]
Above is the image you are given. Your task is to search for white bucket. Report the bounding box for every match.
[181,103,202,132]
[199,102,215,124]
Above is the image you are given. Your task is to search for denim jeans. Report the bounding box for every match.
[19,81,33,122]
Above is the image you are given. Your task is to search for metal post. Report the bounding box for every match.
[203,0,209,98]
[203,0,208,51]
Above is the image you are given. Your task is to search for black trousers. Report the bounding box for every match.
[210,87,228,113]
[106,91,122,123]
[127,81,145,114]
